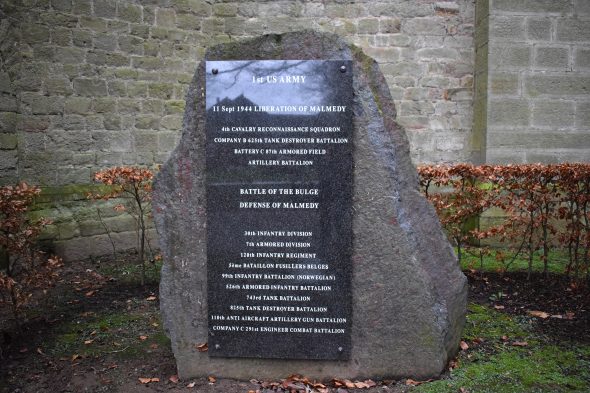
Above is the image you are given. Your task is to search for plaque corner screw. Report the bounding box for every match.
[339,65,346,73]
[338,346,343,352]
[215,343,220,349]
[212,68,219,75]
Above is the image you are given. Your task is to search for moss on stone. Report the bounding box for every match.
[35,184,113,204]
[352,44,384,115]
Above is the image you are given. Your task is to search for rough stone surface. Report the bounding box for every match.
[477,0,590,163]
[154,31,467,380]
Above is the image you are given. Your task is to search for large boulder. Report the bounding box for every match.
[153,30,467,380]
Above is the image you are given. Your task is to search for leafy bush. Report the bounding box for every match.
[90,167,155,285]
[418,163,590,284]
[0,182,62,324]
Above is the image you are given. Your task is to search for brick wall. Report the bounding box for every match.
[1,0,476,188]
[0,0,476,260]
[481,0,590,163]
[3,0,590,261]
[472,0,488,163]
[0,6,19,184]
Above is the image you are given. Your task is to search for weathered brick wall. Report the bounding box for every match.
[472,0,488,163]
[1,0,476,182]
[0,7,19,184]
[0,0,476,260]
[480,0,590,163]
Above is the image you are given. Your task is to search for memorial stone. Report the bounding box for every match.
[154,30,468,380]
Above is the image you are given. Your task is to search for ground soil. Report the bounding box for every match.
[466,270,590,344]
[1,259,588,393]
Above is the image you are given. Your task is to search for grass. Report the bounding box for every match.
[424,249,590,392]
[418,346,590,392]
[48,307,168,360]
[43,294,169,358]
[96,258,163,284]
[44,256,168,360]
[458,247,571,274]
[415,303,590,393]
[462,303,529,341]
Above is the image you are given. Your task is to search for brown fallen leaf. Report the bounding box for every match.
[71,354,81,361]
[449,359,459,370]
[85,290,95,297]
[494,305,505,310]
[146,296,157,301]
[138,377,160,384]
[528,310,549,319]
[196,342,208,352]
[364,379,377,387]
[187,381,196,388]
[150,343,159,350]
[208,375,216,383]
[460,341,469,351]
[332,379,343,387]
[169,375,179,383]
[139,335,148,341]
[343,379,355,388]
[405,379,422,386]
[19,348,28,353]
[512,341,528,347]
[84,339,94,345]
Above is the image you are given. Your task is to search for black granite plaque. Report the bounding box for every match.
[205,60,353,360]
